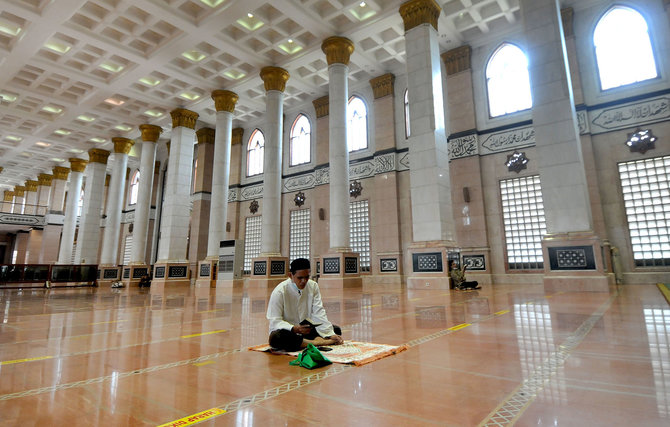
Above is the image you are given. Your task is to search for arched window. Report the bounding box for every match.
[347,96,368,152]
[486,43,532,118]
[77,188,84,217]
[290,114,311,166]
[594,6,657,90]
[247,129,265,176]
[404,88,410,139]
[128,170,139,205]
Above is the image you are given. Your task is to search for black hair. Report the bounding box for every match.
[290,258,310,274]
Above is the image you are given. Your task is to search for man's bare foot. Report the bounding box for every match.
[302,336,336,348]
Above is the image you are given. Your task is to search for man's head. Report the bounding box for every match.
[289,258,311,289]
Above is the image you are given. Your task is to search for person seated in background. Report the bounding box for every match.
[449,260,481,290]
[266,258,344,351]
[138,274,151,288]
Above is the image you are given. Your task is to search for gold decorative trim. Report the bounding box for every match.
[139,124,162,142]
[197,127,216,144]
[52,166,70,180]
[321,36,354,65]
[212,90,239,112]
[399,0,441,32]
[442,45,471,75]
[112,137,134,154]
[14,186,25,197]
[561,7,574,38]
[259,67,290,92]
[88,148,111,164]
[25,180,39,192]
[3,191,14,201]
[231,128,244,145]
[370,73,395,99]
[313,96,329,118]
[38,174,53,186]
[69,158,88,173]
[170,108,199,129]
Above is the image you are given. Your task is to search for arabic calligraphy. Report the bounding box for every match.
[591,97,670,130]
[448,134,478,159]
[481,127,535,153]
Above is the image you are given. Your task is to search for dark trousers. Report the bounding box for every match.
[269,325,342,352]
[458,280,479,289]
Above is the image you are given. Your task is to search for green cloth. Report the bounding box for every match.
[289,343,332,369]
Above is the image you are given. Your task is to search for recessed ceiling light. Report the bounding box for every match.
[115,124,132,132]
[50,157,66,163]
[19,152,32,158]
[77,115,95,122]
[279,40,302,55]
[90,137,106,143]
[181,50,206,62]
[54,129,71,135]
[223,69,246,80]
[42,105,63,114]
[36,141,51,147]
[104,98,125,106]
[5,135,22,142]
[350,2,375,21]
[139,76,161,86]
[0,22,21,37]
[248,13,253,18]
[200,0,225,7]
[144,110,163,118]
[68,148,85,154]
[237,15,263,31]
[44,41,71,54]
[179,91,201,101]
[99,61,124,73]
[0,93,17,102]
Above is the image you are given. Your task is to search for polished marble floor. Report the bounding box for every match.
[0,281,669,426]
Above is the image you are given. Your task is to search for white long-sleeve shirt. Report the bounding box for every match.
[266,278,335,337]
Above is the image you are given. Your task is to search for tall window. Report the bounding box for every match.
[128,170,139,205]
[122,235,133,265]
[289,209,310,262]
[404,89,410,139]
[290,114,311,166]
[247,129,264,176]
[347,96,368,152]
[618,155,670,267]
[350,199,371,272]
[243,215,262,274]
[486,43,532,118]
[500,175,546,270]
[594,6,657,90]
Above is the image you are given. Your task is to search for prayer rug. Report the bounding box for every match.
[249,341,408,366]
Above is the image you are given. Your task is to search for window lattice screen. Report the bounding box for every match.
[618,155,670,266]
[243,216,262,274]
[289,209,310,262]
[350,200,371,272]
[122,235,133,265]
[500,175,546,270]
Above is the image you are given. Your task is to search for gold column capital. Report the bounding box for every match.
[170,108,199,129]
[399,0,441,32]
[259,67,290,92]
[561,7,574,38]
[112,137,134,154]
[89,148,111,164]
[69,158,88,173]
[231,128,244,145]
[25,180,39,192]
[370,73,395,99]
[313,96,329,118]
[53,166,70,180]
[139,124,162,142]
[38,174,53,186]
[212,90,239,112]
[4,191,14,201]
[321,36,354,66]
[442,45,471,76]
[196,127,216,144]
[14,186,25,197]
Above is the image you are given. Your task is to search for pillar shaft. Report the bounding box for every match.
[24,181,38,215]
[58,167,85,264]
[101,139,133,265]
[37,174,52,214]
[75,151,108,264]
[50,167,70,213]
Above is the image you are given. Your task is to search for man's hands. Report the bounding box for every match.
[292,324,313,335]
[326,335,344,345]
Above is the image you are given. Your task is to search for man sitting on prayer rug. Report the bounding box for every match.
[267,258,344,351]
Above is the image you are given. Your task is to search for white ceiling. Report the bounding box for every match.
[0,0,529,191]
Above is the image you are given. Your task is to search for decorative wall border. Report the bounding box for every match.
[589,95,670,134]
[448,134,479,159]
[480,126,535,155]
[463,255,486,271]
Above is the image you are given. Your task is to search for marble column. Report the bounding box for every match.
[75,149,110,264]
[100,138,134,266]
[155,108,198,284]
[520,0,607,291]
[12,186,25,214]
[57,158,87,264]
[189,127,215,271]
[37,174,53,215]
[41,167,69,263]
[129,124,160,265]
[50,167,70,213]
[319,36,362,288]
[23,180,39,215]
[400,0,456,288]
[2,191,13,213]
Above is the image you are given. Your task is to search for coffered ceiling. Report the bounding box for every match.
[0,0,529,191]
